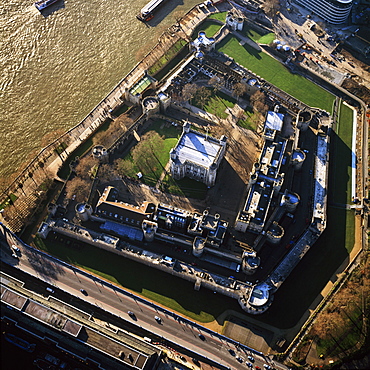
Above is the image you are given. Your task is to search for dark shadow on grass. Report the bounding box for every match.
[242,42,262,60]
[40,233,243,321]
[258,206,350,329]
[328,130,353,205]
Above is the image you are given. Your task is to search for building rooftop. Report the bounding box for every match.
[265,111,284,132]
[175,131,223,168]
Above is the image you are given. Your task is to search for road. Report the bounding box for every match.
[0,233,288,370]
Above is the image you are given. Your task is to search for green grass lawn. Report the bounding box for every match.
[192,89,236,119]
[0,193,18,211]
[163,174,207,199]
[217,35,335,112]
[120,119,179,186]
[329,102,354,205]
[34,235,241,323]
[208,12,227,22]
[148,39,188,76]
[238,107,258,131]
[338,102,354,204]
[257,33,276,44]
[193,22,222,38]
[263,207,354,328]
[241,25,275,44]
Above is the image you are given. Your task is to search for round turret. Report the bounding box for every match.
[142,96,159,117]
[266,222,284,244]
[92,145,109,163]
[142,220,158,242]
[297,110,312,131]
[75,203,92,222]
[280,191,300,212]
[291,149,306,171]
[192,236,206,257]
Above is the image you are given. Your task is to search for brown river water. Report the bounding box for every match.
[0,0,201,180]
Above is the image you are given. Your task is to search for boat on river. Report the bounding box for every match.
[34,0,60,11]
[136,0,168,22]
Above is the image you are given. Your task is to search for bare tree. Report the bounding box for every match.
[254,100,269,116]
[93,114,131,149]
[181,83,199,103]
[232,82,247,99]
[194,86,211,110]
[115,159,135,177]
[263,0,280,18]
[97,163,117,183]
[65,177,90,203]
[208,76,225,92]
[114,114,133,130]
[75,156,99,180]
[250,90,268,115]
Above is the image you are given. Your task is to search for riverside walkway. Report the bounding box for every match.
[0,1,231,233]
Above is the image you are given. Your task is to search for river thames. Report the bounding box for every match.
[0,0,200,181]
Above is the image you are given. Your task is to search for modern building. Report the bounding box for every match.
[169,122,227,187]
[293,0,353,24]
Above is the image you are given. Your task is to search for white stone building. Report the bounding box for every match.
[169,122,227,187]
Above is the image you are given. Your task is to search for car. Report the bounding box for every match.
[264,365,272,369]
[246,362,253,368]
[247,355,255,363]
[255,367,261,370]
[127,311,136,319]
[198,333,205,341]
[228,349,235,356]
[80,289,88,296]
[154,315,161,323]
[46,287,55,293]
[236,356,243,363]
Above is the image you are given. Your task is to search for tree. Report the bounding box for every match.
[263,0,280,18]
[115,159,135,177]
[65,177,90,203]
[194,86,211,110]
[98,163,117,183]
[209,76,225,92]
[232,82,247,99]
[181,83,198,103]
[75,156,99,180]
[93,114,131,149]
[250,90,268,115]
